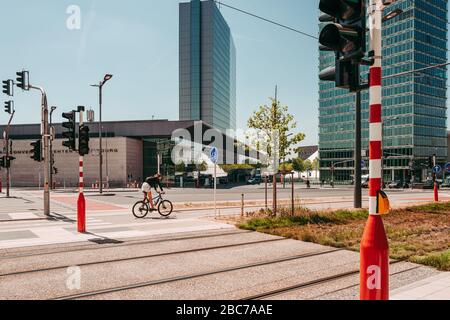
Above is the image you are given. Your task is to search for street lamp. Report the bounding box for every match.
[382,8,403,22]
[50,106,57,190]
[91,74,113,194]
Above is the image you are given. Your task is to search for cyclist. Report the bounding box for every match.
[142,174,165,210]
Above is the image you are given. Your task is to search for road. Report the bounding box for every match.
[0,187,447,300]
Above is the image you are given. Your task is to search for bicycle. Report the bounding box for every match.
[132,192,173,218]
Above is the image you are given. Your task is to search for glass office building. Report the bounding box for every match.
[179,0,237,132]
[319,0,448,183]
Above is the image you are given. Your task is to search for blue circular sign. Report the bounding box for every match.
[433,165,442,174]
[445,163,450,173]
[210,147,219,164]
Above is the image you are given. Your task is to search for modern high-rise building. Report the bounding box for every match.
[319,0,448,183]
[179,0,236,132]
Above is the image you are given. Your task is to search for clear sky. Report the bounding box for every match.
[0,1,448,146]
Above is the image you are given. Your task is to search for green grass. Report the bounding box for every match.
[411,250,450,271]
[239,208,368,231]
[403,202,450,213]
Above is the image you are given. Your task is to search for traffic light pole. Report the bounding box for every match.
[3,110,15,198]
[29,85,51,216]
[78,107,86,233]
[360,0,389,301]
[354,89,362,208]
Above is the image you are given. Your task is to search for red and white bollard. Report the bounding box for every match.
[77,109,86,233]
[360,0,389,301]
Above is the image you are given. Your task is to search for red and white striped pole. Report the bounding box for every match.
[77,107,86,233]
[360,0,389,300]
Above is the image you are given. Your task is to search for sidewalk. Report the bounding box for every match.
[391,273,450,300]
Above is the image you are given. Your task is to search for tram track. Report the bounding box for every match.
[241,260,409,300]
[0,229,253,260]
[51,248,342,300]
[1,236,290,277]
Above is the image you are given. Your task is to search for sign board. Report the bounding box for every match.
[210,147,219,165]
[445,163,450,173]
[433,165,442,174]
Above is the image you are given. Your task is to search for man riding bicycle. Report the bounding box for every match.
[141,174,164,211]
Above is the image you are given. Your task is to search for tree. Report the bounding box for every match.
[279,162,293,175]
[292,158,306,179]
[247,97,305,162]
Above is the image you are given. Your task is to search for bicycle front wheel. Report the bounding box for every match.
[158,200,173,217]
[133,201,149,218]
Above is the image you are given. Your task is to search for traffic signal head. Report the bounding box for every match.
[78,125,90,156]
[30,140,42,162]
[62,111,76,151]
[0,156,5,168]
[16,71,30,91]
[318,0,366,92]
[4,101,13,114]
[2,80,14,96]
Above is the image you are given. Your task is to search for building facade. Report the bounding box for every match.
[319,0,448,183]
[179,0,236,132]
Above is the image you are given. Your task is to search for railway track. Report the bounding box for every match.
[1,237,290,277]
[52,249,342,300]
[241,260,410,300]
[0,229,253,260]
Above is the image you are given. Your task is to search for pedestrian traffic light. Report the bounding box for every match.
[4,101,13,114]
[16,71,29,91]
[78,125,90,156]
[62,111,76,151]
[30,140,42,162]
[2,80,13,96]
[5,156,15,168]
[318,0,366,92]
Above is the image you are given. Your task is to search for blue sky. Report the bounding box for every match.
[0,1,447,146]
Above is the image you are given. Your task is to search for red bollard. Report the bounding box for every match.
[434,183,439,202]
[360,215,390,300]
[77,193,86,233]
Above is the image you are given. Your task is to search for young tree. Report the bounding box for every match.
[247,98,305,162]
[292,158,306,179]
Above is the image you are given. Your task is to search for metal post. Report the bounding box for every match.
[291,172,295,215]
[433,154,438,202]
[49,107,56,190]
[265,175,268,209]
[78,107,86,233]
[5,137,9,198]
[241,193,244,217]
[30,85,50,216]
[360,0,389,301]
[214,163,217,217]
[99,84,103,194]
[273,174,277,216]
[354,89,362,208]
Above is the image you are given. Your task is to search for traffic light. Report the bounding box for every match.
[62,111,76,151]
[428,156,433,169]
[4,101,13,114]
[78,125,90,156]
[0,156,5,168]
[5,156,15,168]
[318,0,366,92]
[30,140,42,162]
[16,71,29,91]
[2,80,13,96]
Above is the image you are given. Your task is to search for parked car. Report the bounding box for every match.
[361,180,369,188]
[247,176,262,185]
[423,180,440,190]
[388,181,403,189]
[441,178,450,188]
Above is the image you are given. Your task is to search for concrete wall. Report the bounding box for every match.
[1,137,143,188]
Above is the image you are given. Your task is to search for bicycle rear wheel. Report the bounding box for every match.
[158,200,173,217]
[133,201,149,218]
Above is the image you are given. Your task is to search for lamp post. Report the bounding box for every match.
[91,74,113,194]
[49,106,57,190]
